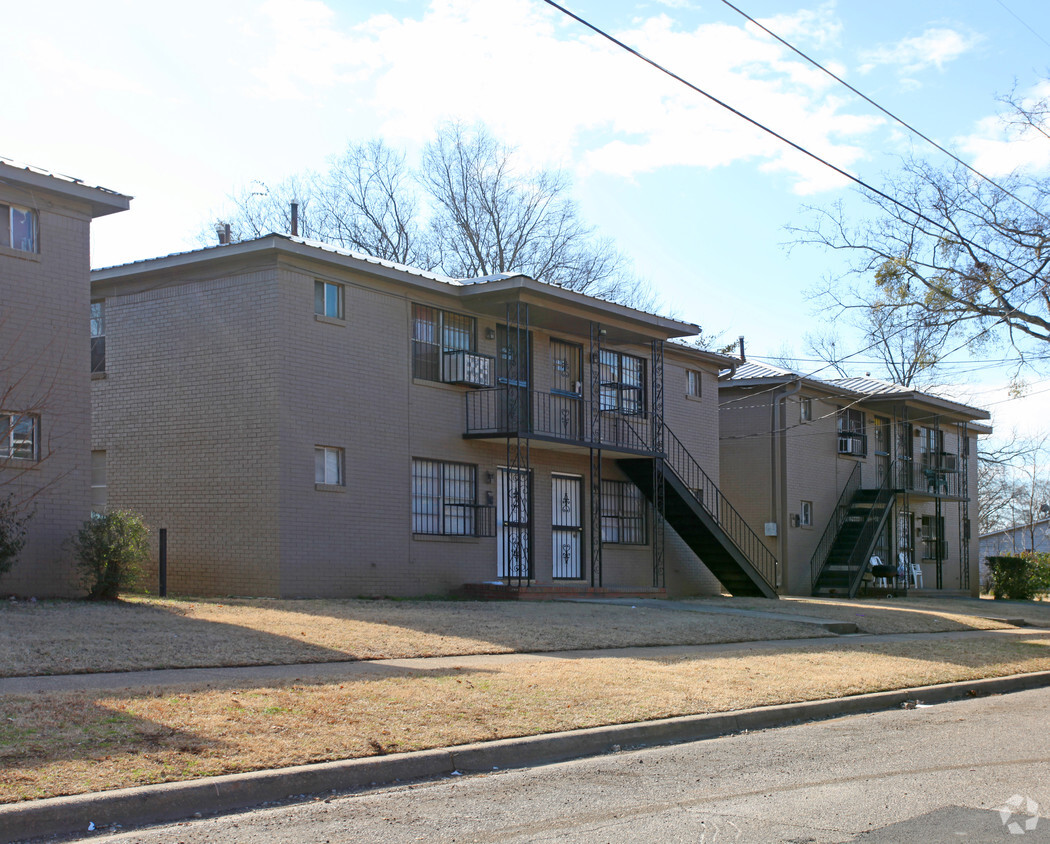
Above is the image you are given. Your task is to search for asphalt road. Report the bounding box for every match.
[92,687,1050,843]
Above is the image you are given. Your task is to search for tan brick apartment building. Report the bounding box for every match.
[91,235,779,599]
[719,361,989,597]
[0,159,129,596]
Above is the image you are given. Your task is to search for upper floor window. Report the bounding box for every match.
[0,205,37,253]
[1,414,38,460]
[314,445,344,486]
[90,301,106,373]
[314,280,344,320]
[413,304,491,386]
[837,408,867,456]
[686,370,702,399]
[599,350,645,415]
[800,396,813,422]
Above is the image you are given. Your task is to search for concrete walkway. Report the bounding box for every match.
[560,597,864,632]
[0,627,1040,695]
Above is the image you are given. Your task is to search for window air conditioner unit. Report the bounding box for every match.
[443,351,495,387]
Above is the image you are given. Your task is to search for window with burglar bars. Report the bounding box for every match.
[601,479,646,544]
[412,458,478,536]
[599,350,645,415]
[836,407,867,456]
[921,515,947,560]
[411,304,475,381]
[90,301,106,373]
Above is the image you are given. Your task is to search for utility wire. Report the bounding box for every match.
[538,0,1040,283]
[716,0,1049,223]
[993,0,1050,51]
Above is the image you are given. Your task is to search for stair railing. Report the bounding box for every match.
[811,464,895,597]
[660,423,778,591]
[809,462,862,589]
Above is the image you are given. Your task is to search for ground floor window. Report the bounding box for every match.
[920,515,947,560]
[800,500,813,527]
[412,458,477,535]
[91,450,107,513]
[1,414,38,460]
[601,479,646,544]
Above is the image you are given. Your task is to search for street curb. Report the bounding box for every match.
[5,669,1050,843]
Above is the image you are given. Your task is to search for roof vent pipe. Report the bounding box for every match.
[290,201,299,237]
[214,222,231,245]
[738,336,746,362]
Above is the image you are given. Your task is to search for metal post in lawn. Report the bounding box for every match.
[159,528,167,598]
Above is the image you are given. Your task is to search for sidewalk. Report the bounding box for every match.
[0,626,1038,695]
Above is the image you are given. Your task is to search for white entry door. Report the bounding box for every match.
[497,468,531,578]
[551,474,583,579]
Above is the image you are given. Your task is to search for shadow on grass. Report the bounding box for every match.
[0,692,226,772]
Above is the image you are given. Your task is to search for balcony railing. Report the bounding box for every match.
[465,389,654,453]
[893,460,963,498]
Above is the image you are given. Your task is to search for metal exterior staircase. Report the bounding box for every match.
[618,423,778,599]
[810,466,895,598]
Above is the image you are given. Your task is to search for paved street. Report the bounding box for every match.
[88,686,1050,843]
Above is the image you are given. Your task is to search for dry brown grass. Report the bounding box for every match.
[3,635,1049,803]
[0,597,834,677]
[683,596,1016,634]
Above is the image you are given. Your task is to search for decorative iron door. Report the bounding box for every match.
[551,474,583,579]
[497,325,532,432]
[549,339,583,441]
[497,468,531,578]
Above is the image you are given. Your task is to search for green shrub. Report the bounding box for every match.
[0,494,31,582]
[72,510,150,600]
[986,553,1050,601]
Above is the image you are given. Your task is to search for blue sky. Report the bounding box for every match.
[4,0,1050,435]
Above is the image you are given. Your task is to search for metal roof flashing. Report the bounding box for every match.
[0,157,130,217]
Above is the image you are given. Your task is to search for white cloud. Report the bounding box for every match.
[858,27,981,77]
[955,80,1050,177]
[754,2,842,49]
[266,0,882,193]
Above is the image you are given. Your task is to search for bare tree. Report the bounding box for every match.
[210,123,650,306]
[793,147,1050,369]
[978,433,1050,543]
[791,79,1050,371]
[803,281,955,386]
[419,122,631,296]
[312,139,431,266]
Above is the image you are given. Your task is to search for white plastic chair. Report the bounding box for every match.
[910,561,924,589]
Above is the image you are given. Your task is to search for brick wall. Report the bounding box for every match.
[1,188,95,596]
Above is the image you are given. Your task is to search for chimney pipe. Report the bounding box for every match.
[224,223,231,245]
[738,335,746,362]
[291,201,299,237]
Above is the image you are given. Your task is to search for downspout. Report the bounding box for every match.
[774,379,803,591]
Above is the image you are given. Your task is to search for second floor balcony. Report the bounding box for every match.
[464,388,656,455]
[893,458,966,499]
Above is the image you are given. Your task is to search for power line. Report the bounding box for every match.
[993,0,1050,51]
[716,0,1049,223]
[538,0,1042,284]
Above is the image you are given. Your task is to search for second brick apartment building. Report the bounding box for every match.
[91,234,778,599]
